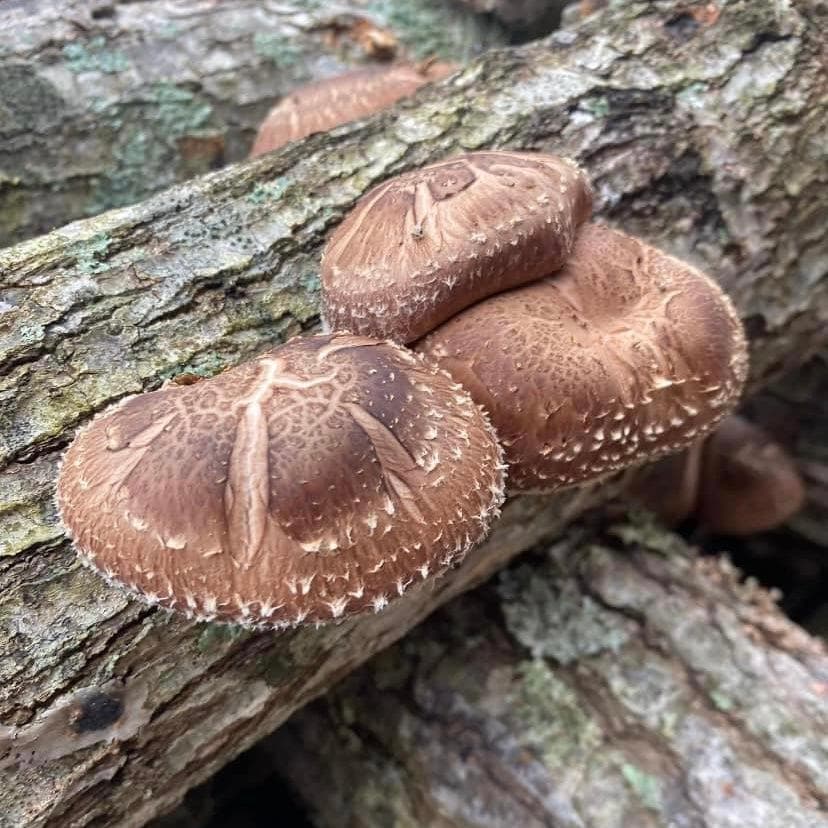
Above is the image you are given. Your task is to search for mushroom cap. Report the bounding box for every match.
[56,334,505,628]
[696,415,805,535]
[417,223,749,492]
[321,150,594,343]
[250,61,456,157]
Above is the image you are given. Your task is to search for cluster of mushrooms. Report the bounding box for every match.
[57,143,750,630]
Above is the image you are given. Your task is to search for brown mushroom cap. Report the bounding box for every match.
[250,61,456,157]
[56,334,505,627]
[417,223,748,492]
[321,150,594,343]
[696,415,805,535]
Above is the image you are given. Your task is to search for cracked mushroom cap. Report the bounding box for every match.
[418,223,749,492]
[321,150,594,343]
[250,61,456,157]
[56,334,505,628]
[696,415,805,535]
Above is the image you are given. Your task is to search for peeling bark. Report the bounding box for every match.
[0,0,826,825]
[0,0,505,248]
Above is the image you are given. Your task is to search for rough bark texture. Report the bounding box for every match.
[0,0,826,825]
[0,0,506,248]
[269,521,828,828]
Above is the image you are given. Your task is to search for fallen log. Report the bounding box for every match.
[0,0,505,248]
[268,520,828,828]
[0,0,825,824]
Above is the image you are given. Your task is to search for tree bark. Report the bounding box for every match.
[0,0,506,248]
[0,0,826,825]
[268,520,828,828]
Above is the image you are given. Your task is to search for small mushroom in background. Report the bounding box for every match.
[57,333,505,628]
[250,60,456,157]
[626,415,806,535]
[697,414,806,535]
[417,222,748,493]
[321,150,594,343]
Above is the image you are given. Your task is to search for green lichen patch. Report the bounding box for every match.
[158,22,182,41]
[85,83,214,217]
[365,0,500,61]
[709,689,735,712]
[72,232,111,274]
[509,658,603,771]
[300,272,321,294]
[609,511,690,558]
[581,94,610,118]
[253,32,303,69]
[149,83,214,136]
[620,762,662,812]
[499,561,632,664]
[247,179,290,205]
[63,36,129,74]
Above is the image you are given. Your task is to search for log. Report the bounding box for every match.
[0,0,506,249]
[268,520,828,828]
[164,355,828,827]
[0,0,826,824]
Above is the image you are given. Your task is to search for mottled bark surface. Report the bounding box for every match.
[270,521,828,828]
[0,0,505,248]
[0,0,826,825]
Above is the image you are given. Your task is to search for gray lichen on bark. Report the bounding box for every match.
[270,521,828,828]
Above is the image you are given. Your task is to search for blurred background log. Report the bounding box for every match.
[0,0,506,248]
[0,0,825,825]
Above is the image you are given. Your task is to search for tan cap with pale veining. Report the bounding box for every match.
[321,150,594,343]
[57,334,505,627]
[418,223,749,492]
[250,62,456,156]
